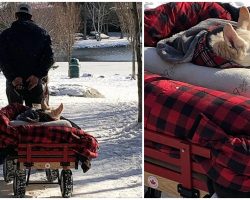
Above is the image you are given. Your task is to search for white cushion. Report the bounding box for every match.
[10,120,72,127]
[145,47,250,98]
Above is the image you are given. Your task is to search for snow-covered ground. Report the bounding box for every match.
[0,62,142,198]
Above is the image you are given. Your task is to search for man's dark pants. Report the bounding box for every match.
[6,80,45,107]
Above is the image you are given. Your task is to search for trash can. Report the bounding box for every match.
[68,58,80,78]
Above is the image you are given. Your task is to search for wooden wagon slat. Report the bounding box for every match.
[18,157,76,163]
[18,151,75,156]
[145,129,210,158]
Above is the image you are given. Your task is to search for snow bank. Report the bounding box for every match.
[74,39,129,49]
[73,33,130,49]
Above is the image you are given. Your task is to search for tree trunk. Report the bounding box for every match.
[132,38,136,80]
[106,24,109,35]
[120,31,124,39]
[97,11,101,41]
[131,2,142,123]
[83,3,87,40]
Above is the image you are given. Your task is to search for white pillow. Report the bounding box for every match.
[10,120,72,127]
[145,47,250,98]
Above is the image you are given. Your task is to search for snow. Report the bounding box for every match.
[229,2,250,7]
[73,34,130,49]
[144,2,165,10]
[0,62,142,198]
[49,84,104,98]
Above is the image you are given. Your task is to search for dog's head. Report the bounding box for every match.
[41,99,63,120]
[210,6,250,67]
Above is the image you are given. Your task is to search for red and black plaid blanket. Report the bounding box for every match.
[145,73,250,192]
[145,2,232,47]
[0,103,99,160]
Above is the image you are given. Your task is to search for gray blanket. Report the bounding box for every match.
[156,19,237,63]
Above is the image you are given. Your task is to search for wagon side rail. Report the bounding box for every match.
[145,129,211,197]
[17,143,78,169]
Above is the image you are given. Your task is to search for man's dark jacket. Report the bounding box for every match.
[0,20,54,82]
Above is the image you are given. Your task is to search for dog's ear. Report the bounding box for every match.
[41,98,50,110]
[238,6,250,30]
[223,24,246,49]
[50,103,63,119]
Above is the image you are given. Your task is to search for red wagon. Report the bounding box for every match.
[0,103,99,198]
[3,143,78,198]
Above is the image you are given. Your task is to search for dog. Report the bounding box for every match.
[15,99,64,123]
[210,6,250,67]
[40,99,63,121]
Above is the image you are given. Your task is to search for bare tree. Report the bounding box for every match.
[115,2,142,122]
[115,3,142,80]
[132,2,142,123]
[82,2,87,40]
[34,3,81,61]
[0,3,17,32]
[51,3,81,61]
[0,2,81,62]
[87,2,112,41]
[102,3,120,35]
[32,3,62,57]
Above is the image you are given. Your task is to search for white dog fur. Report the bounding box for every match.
[210,6,250,67]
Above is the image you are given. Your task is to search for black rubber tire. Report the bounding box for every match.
[3,158,15,183]
[145,187,162,198]
[60,169,73,198]
[13,170,26,198]
[46,169,59,182]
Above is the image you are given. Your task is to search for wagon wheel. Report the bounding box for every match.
[13,169,26,198]
[60,169,73,198]
[3,157,15,183]
[46,169,59,182]
[145,187,162,198]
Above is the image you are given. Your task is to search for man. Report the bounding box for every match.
[0,3,54,107]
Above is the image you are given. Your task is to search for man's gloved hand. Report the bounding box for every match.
[12,77,23,89]
[26,75,39,90]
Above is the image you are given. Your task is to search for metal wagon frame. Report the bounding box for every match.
[3,143,78,198]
